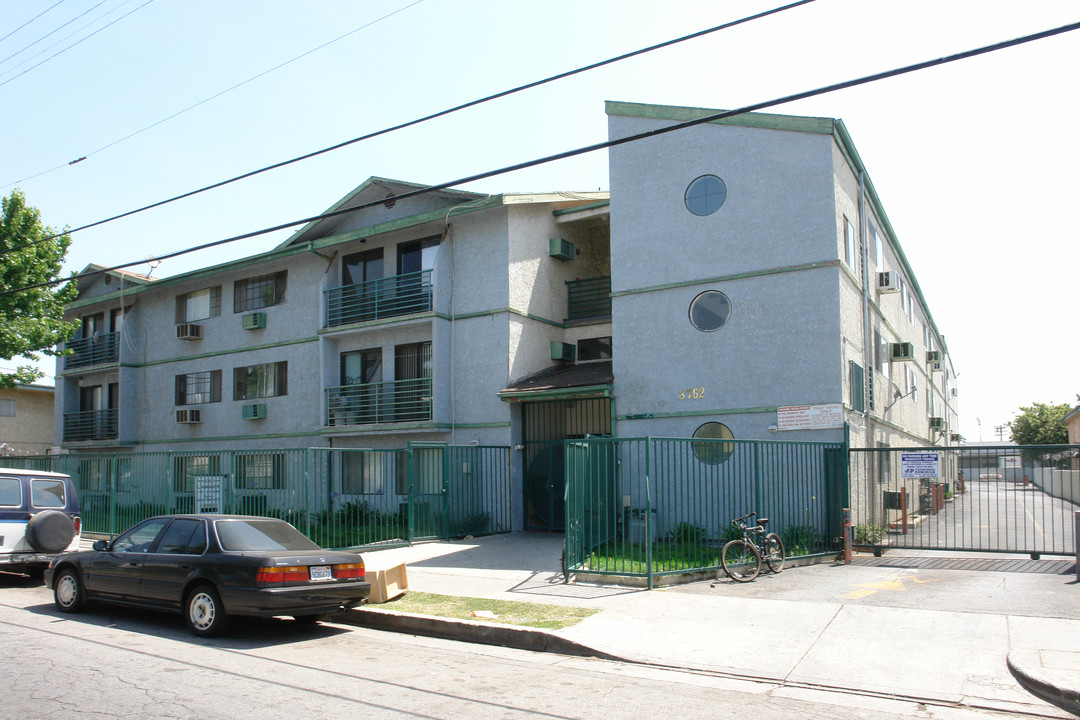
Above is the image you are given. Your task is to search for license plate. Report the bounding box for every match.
[309,565,332,582]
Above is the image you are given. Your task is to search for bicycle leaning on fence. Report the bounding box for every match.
[720,512,786,582]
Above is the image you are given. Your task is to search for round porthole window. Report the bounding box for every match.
[684,174,727,216]
[688,290,731,332]
[692,422,735,465]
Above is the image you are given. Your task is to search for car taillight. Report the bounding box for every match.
[256,566,309,583]
[73,516,81,535]
[332,562,365,580]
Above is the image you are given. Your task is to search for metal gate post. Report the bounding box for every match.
[1075,511,1079,583]
[843,508,852,564]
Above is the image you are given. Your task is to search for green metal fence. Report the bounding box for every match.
[563,436,847,587]
[848,444,1079,556]
[0,444,511,549]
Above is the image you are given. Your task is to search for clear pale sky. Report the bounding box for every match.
[2,0,1077,443]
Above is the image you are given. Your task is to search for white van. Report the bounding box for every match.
[0,468,82,576]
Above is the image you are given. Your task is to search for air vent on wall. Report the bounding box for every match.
[889,342,914,361]
[549,238,575,262]
[877,271,900,294]
[176,323,203,340]
[242,312,266,330]
[175,408,202,424]
[550,341,576,362]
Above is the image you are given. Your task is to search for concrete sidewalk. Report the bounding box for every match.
[348,532,1080,718]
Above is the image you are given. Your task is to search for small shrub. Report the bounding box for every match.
[781,523,819,556]
[667,521,707,545]
[854,523,887,545]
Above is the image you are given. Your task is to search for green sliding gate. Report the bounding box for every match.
[563,436,848,587]
[848,444,1079,557]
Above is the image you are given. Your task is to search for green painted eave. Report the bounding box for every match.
[498,384,612,402]
[553,199,610,216]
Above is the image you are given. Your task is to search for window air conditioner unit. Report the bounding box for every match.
[175,408,202,424]
[926,350,942,363]
[550,341,576,362]
[176,323,203,340]
[929,416,945,431]
[950,433,962,443]
[242,403,267,420]
[930,361,943,373]
[877,271,900,294]
[889,342,914,361]
[549,238,575,262]
[242,312,266,330]
[950,387,958,397]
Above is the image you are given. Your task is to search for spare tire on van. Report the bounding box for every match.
[26,510,76,553]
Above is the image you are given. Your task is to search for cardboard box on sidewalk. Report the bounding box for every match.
[366,562,408,604]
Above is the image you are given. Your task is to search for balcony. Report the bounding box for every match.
[325,270,432,328]
[566,275,611,322]
[326,377,432,426]
[63,409,118,442]
[64,332,120,369]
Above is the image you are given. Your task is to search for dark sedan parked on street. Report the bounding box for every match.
[45,514,371,637]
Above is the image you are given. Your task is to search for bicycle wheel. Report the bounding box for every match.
[763,532,785,573]
[721,539,761,582]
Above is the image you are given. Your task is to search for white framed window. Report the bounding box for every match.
[0,398,14,417]
[844,217,857,271]
[176,287,221,322]
[873,227,884,270]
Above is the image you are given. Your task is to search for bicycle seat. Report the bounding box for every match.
[758,518,768,527]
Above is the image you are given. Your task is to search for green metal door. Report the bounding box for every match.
[564,439,619,569]
[409,444,448,540]
[522,398,611,530]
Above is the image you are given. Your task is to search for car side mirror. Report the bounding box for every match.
[92,540,108,551]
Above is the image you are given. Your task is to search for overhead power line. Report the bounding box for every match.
[5,18,1077,300]
[0,0,816,255]
[0,0,156,89]
[0,0,427,188]
[0,0,68,45]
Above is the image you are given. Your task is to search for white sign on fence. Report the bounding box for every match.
[194,475,224,513]
[776,403,844,431]
[900,452,941,479]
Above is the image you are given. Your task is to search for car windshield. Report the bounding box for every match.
[214,519,321,552]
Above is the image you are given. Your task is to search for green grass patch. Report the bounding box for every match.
[375,591,599,630]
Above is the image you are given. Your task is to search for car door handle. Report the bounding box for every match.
[177,564,191,570]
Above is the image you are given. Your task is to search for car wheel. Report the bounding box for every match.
[185,585,230,637]
[54,568,87,613]
[26,510,76,553]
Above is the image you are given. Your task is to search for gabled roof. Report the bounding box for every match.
[278,177,488,249]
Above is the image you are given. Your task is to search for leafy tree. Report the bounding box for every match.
[0,190,79,388]
[1008,402,1071,445]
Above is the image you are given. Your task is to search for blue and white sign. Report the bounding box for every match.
[900,452,941,478]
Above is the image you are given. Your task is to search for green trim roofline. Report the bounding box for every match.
[606,100,950,357]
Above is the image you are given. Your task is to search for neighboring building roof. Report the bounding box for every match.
[498,361,613,401]
[1061,405,1080,424]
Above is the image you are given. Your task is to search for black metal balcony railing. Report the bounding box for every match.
[63,409,118,442]
[64,332,120,369]
[326,377,432,426]
[567,275,611,321]
[325,270,433,328]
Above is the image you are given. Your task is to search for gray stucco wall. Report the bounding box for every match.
[607,111,845,443]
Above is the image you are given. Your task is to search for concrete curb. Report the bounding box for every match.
[332,607,627,662]
[1007,650,1080,718]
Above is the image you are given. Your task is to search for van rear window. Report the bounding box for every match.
[30,479,66,508]
[0,477,20,507]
